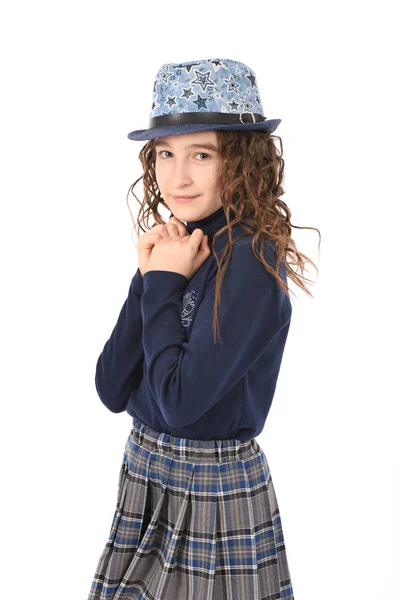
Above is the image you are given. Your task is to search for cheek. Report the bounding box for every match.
[207,167,222,190]
[154,165,164,188]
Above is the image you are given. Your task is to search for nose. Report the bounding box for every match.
[170,158,193,184]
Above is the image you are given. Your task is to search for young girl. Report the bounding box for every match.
[87,57,320,600]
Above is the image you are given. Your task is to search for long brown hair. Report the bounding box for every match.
[126,130,321,344]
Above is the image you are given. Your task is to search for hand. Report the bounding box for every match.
[145,227,211,280]
[137,216,188,277]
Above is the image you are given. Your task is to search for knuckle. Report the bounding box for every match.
[168,217,186,233]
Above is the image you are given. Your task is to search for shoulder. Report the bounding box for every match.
[211,227,290,289]
[215,228,277,269]
[209,234,277,289]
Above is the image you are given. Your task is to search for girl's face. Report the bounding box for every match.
[154,131,224,222]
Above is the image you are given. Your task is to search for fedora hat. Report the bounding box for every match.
[127,57,281,141]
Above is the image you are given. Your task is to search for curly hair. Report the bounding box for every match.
[126,130,321,344]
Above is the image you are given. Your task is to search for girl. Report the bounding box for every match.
[87,57,320,600]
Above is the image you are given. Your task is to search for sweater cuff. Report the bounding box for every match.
[143,270,189,292]
[131,266,144,292]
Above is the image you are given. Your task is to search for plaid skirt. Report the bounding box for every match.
[87,416,295,600]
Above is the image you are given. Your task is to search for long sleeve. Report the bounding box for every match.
[140,240,291,428]
[95,266,145,413]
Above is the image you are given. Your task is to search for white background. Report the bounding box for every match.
[1,1,398,598]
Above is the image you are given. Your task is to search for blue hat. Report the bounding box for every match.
[127,57,281,141]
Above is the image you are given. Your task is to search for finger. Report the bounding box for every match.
[140,227,169,249]
[200,233,210,251]
[192,235,211,273]
[150,223,170,238]
[188,228,205,246]
[167,216,187,237]
[165,223,180,237]
[150,227,170,242]
[167,216,184,226]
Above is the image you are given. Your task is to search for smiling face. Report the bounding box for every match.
[154,130,224,221]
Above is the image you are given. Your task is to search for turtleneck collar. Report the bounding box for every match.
[183,205,234,237]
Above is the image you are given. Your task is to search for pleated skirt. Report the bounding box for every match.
[86,416,295,600]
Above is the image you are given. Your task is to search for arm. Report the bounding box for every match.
[95,266,144,413]
[140,240,292,428]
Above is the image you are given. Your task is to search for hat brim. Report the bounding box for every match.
[127,119,281,141]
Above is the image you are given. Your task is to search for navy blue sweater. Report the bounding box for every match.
[95,205,292,441]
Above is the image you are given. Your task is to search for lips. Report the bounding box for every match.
[172,195,198,203]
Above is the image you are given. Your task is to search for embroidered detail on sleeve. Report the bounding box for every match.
[181,289,198,328]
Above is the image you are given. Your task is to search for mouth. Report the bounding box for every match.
[172,195,198,203]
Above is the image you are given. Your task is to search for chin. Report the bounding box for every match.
[172,201,201,213]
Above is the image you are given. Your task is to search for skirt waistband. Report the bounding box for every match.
[130,416,261,464]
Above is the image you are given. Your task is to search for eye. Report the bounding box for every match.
[156,150,210,160]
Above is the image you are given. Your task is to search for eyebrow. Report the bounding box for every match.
[154,141,218,151]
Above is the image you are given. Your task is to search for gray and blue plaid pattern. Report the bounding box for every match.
[87,416,295,599]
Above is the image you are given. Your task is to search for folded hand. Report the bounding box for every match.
[145,227,211,280]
